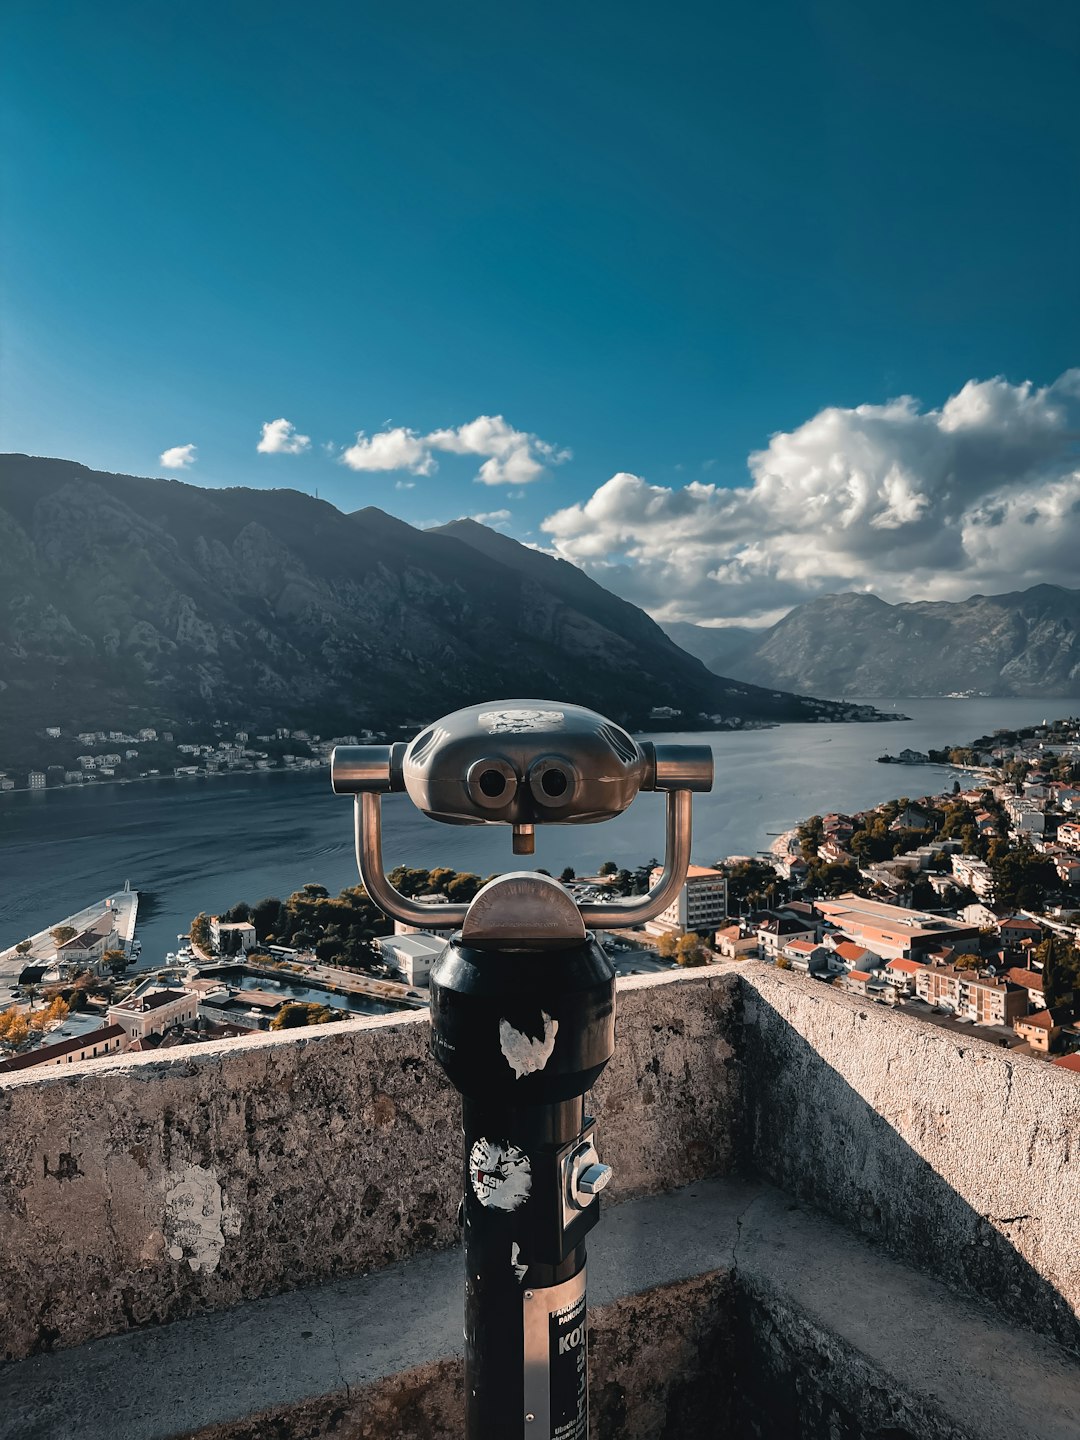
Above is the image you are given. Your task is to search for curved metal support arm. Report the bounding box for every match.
[355,794,470,930]
[353,789,693,933]
[579,789,692,929]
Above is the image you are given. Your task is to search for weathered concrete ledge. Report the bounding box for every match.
[740,964,1080,1354]
[4,1179,1079,1440]
[0,969,739,1361]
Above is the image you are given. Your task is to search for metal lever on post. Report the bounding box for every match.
[332,701,713,1440]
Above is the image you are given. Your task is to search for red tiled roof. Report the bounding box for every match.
[887,958,922,974]
[847,970,872,982]
[1004,968,1044,992]
[1052,1054,1080,1073]
[833,941,871,963]
[1018,1007,1073,1030]
[0,1023,126,1074]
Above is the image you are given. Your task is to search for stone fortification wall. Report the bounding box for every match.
[739,964,1080,1354]
[0,970,739,1362]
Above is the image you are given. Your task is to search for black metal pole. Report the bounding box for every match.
[430,937,615,1440]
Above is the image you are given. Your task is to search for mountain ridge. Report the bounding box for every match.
[0,455,887,738]
[663,587,1080,697]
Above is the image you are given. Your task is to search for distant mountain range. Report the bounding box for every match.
[0,455,887,738]
[664,587,1080,698]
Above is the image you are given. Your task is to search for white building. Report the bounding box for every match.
[28,771,46,789]
[376,934,445,988]
[645,865,728,935]
[45,727,61,738]
[108,982,199,1043]
[57,910,121,967]
[951,854,995,900]
[210,918,257,955]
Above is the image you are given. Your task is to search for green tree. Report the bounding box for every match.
[655,931,678,960]
[598,861,618,877]
[51,925,77,948]
[675,933,707,967]
[190,913,211,952]
[1041,934,1080,1008]
[251,896,285,940]
[15,940,31,955]
[270,1001,334,1030]
[559,867,576,883]
[102,948,128,974]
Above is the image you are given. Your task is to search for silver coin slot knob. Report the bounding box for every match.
[577,1163,611,1197]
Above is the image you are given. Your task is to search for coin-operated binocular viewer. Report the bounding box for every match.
[332,701,713,1440]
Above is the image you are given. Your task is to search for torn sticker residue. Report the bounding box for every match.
[479,708,563,735]
[511,1241,529,1282]
[469,1138,532,1211]
[499,1012,558,1079]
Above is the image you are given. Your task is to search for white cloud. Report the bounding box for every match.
[394,479,416,490]
[257,418,311,455]
[160,443,197,470]
[341,426,436,475]
[469,509,512,529]
[337,414,569,485]
[542,370,1080,624]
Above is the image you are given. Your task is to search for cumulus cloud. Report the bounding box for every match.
[338,414,568,485]
[257,418,311,455]
[469,509,512,529]
[542,370,1080,624]
[160,443,197,470]
[341,426,436,475]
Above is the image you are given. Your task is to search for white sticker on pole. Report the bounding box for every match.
[469,1138,532,1211]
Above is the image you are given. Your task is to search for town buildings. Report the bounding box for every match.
[915,965,1028,1027]
[815,894,980,962]
[646,864,727,936]
[0,1024,127,1074]
[375,933,446,988]
[209,917,257,955]
[108,981,199,1044]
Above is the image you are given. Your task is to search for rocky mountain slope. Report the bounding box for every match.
[0,455,883,737]
[665,587,1080,698]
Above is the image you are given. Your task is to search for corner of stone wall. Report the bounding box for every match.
[732,962,1080,1357]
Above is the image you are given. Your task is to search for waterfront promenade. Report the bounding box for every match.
[0,886,139,988]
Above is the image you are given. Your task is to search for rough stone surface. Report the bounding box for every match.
[183,1276,733,1440]
[6,1178,1080,1440]
[0,970,739,1362]
[739,964,1080,1354]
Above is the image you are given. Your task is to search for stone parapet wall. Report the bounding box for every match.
[740,964,1080,1354]
[0,970,739,1362]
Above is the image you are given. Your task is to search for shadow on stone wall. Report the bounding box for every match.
[739,979,1080,1356]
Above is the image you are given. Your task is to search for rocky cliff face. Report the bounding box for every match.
[665,587,1080,697]
[0,456,877,735]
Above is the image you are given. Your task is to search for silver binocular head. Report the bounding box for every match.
[331,698,713,933]
[403,700,650,828]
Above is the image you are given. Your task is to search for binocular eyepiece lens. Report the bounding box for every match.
[466,757,518,811]
[539,769,568,798]
[527,756,577,810]
[477,768,509,798]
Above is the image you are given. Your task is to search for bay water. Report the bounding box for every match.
[0,697,1064,966]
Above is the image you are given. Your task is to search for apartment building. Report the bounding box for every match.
[646,865,728,935]
[915,965,1027,1026]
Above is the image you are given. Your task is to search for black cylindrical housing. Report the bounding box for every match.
[430,938,615,1440]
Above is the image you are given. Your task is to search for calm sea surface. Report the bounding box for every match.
[0,698,1065,965]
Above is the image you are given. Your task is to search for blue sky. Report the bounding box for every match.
[2,2,1078,623]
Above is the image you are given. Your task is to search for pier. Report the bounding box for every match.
[0,884,139,988]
